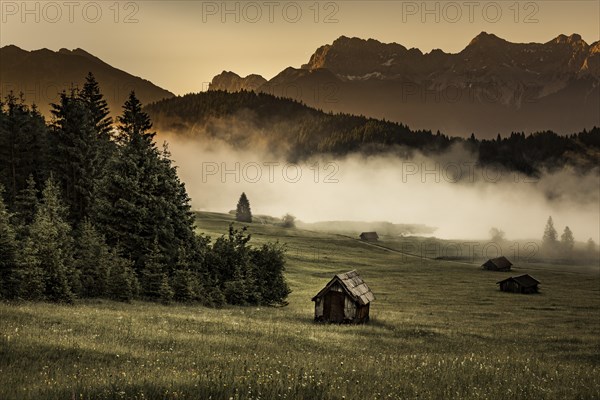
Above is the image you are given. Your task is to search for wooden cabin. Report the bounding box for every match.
[482,256,512,271]
[312,270,374,323]
[359,232,379,241]
[497,274,540,294]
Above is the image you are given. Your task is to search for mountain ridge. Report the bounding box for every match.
[0,45,175,117]
[208,32,600,137]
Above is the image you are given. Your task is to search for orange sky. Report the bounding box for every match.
[2,0,599,95]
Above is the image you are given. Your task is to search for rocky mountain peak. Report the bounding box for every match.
[209,71,267,92]
[551,33,588,47]
[464,31,510,51]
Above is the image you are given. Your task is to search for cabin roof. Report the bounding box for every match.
[483,256,513,269]
[360,232,379,238]
[497,274,540,288]
[312,270,375,306]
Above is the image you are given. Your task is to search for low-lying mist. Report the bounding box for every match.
[159,133,600,243]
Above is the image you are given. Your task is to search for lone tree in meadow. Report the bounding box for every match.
[586,238,598,258]
[281,213,296,228]
[560,226,575,254]
[489,227,506,243]
[235,192,252,223]
[542,217,558,247]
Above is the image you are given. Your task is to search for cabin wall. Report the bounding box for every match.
[500,281,538,294]
[314,283,344,321]
[500,281,519,293]
[356,304,370,321]
[314,297,323,318]
[344,296,357,319]
[522,285,538,294]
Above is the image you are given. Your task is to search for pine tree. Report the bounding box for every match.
[28,178,75,303]
[560,226,575,254]
[235,192,252,223]
[0,185,20,299]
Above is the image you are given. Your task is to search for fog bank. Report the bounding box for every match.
[160,135,600,242]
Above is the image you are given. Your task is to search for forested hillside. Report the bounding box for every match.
[146,90,600,176]
[0,74,289,306]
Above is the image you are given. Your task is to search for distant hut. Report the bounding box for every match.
[497,274,540,294]
[312,270,374,323]
[360,232,379,241]
[482,256,512,271]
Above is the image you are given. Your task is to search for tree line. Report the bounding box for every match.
[542,216,597,260]
[0,73,290,305]
[144,90,600,176]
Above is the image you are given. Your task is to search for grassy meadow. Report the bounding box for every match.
[1,211,599,399]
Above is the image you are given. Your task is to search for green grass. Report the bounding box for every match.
[1,212,599,399]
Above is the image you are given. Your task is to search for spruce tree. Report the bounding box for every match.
[0,185,19,299]
[586,238,598,258]
[587,238,597,251]
[250,242,290,305]
[560,226,575,254]
[171,246,203,302]
[542,217,558,245]
[94,91,196,271]
[94,91,156,267]
[235,192,252,223]
[74,220,112,298]
[17,236,45,300]
[28,178,75,303]
[140,241,167,300]
[208,225,255,304]
[13,175,39,231]
[107,252,139,302]
[159,274,175,305]
[79,72,115,171]
[171,269,200,302]
[79,72,113,139]
[50,89,99,222]
[0,94,48,209]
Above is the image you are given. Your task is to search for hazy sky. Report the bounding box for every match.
[2,1,599,95]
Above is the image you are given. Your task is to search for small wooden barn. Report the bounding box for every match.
[497,274,540,294]
[360,232,379,241]
[312,270,374,323]
[482,256,512,271]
